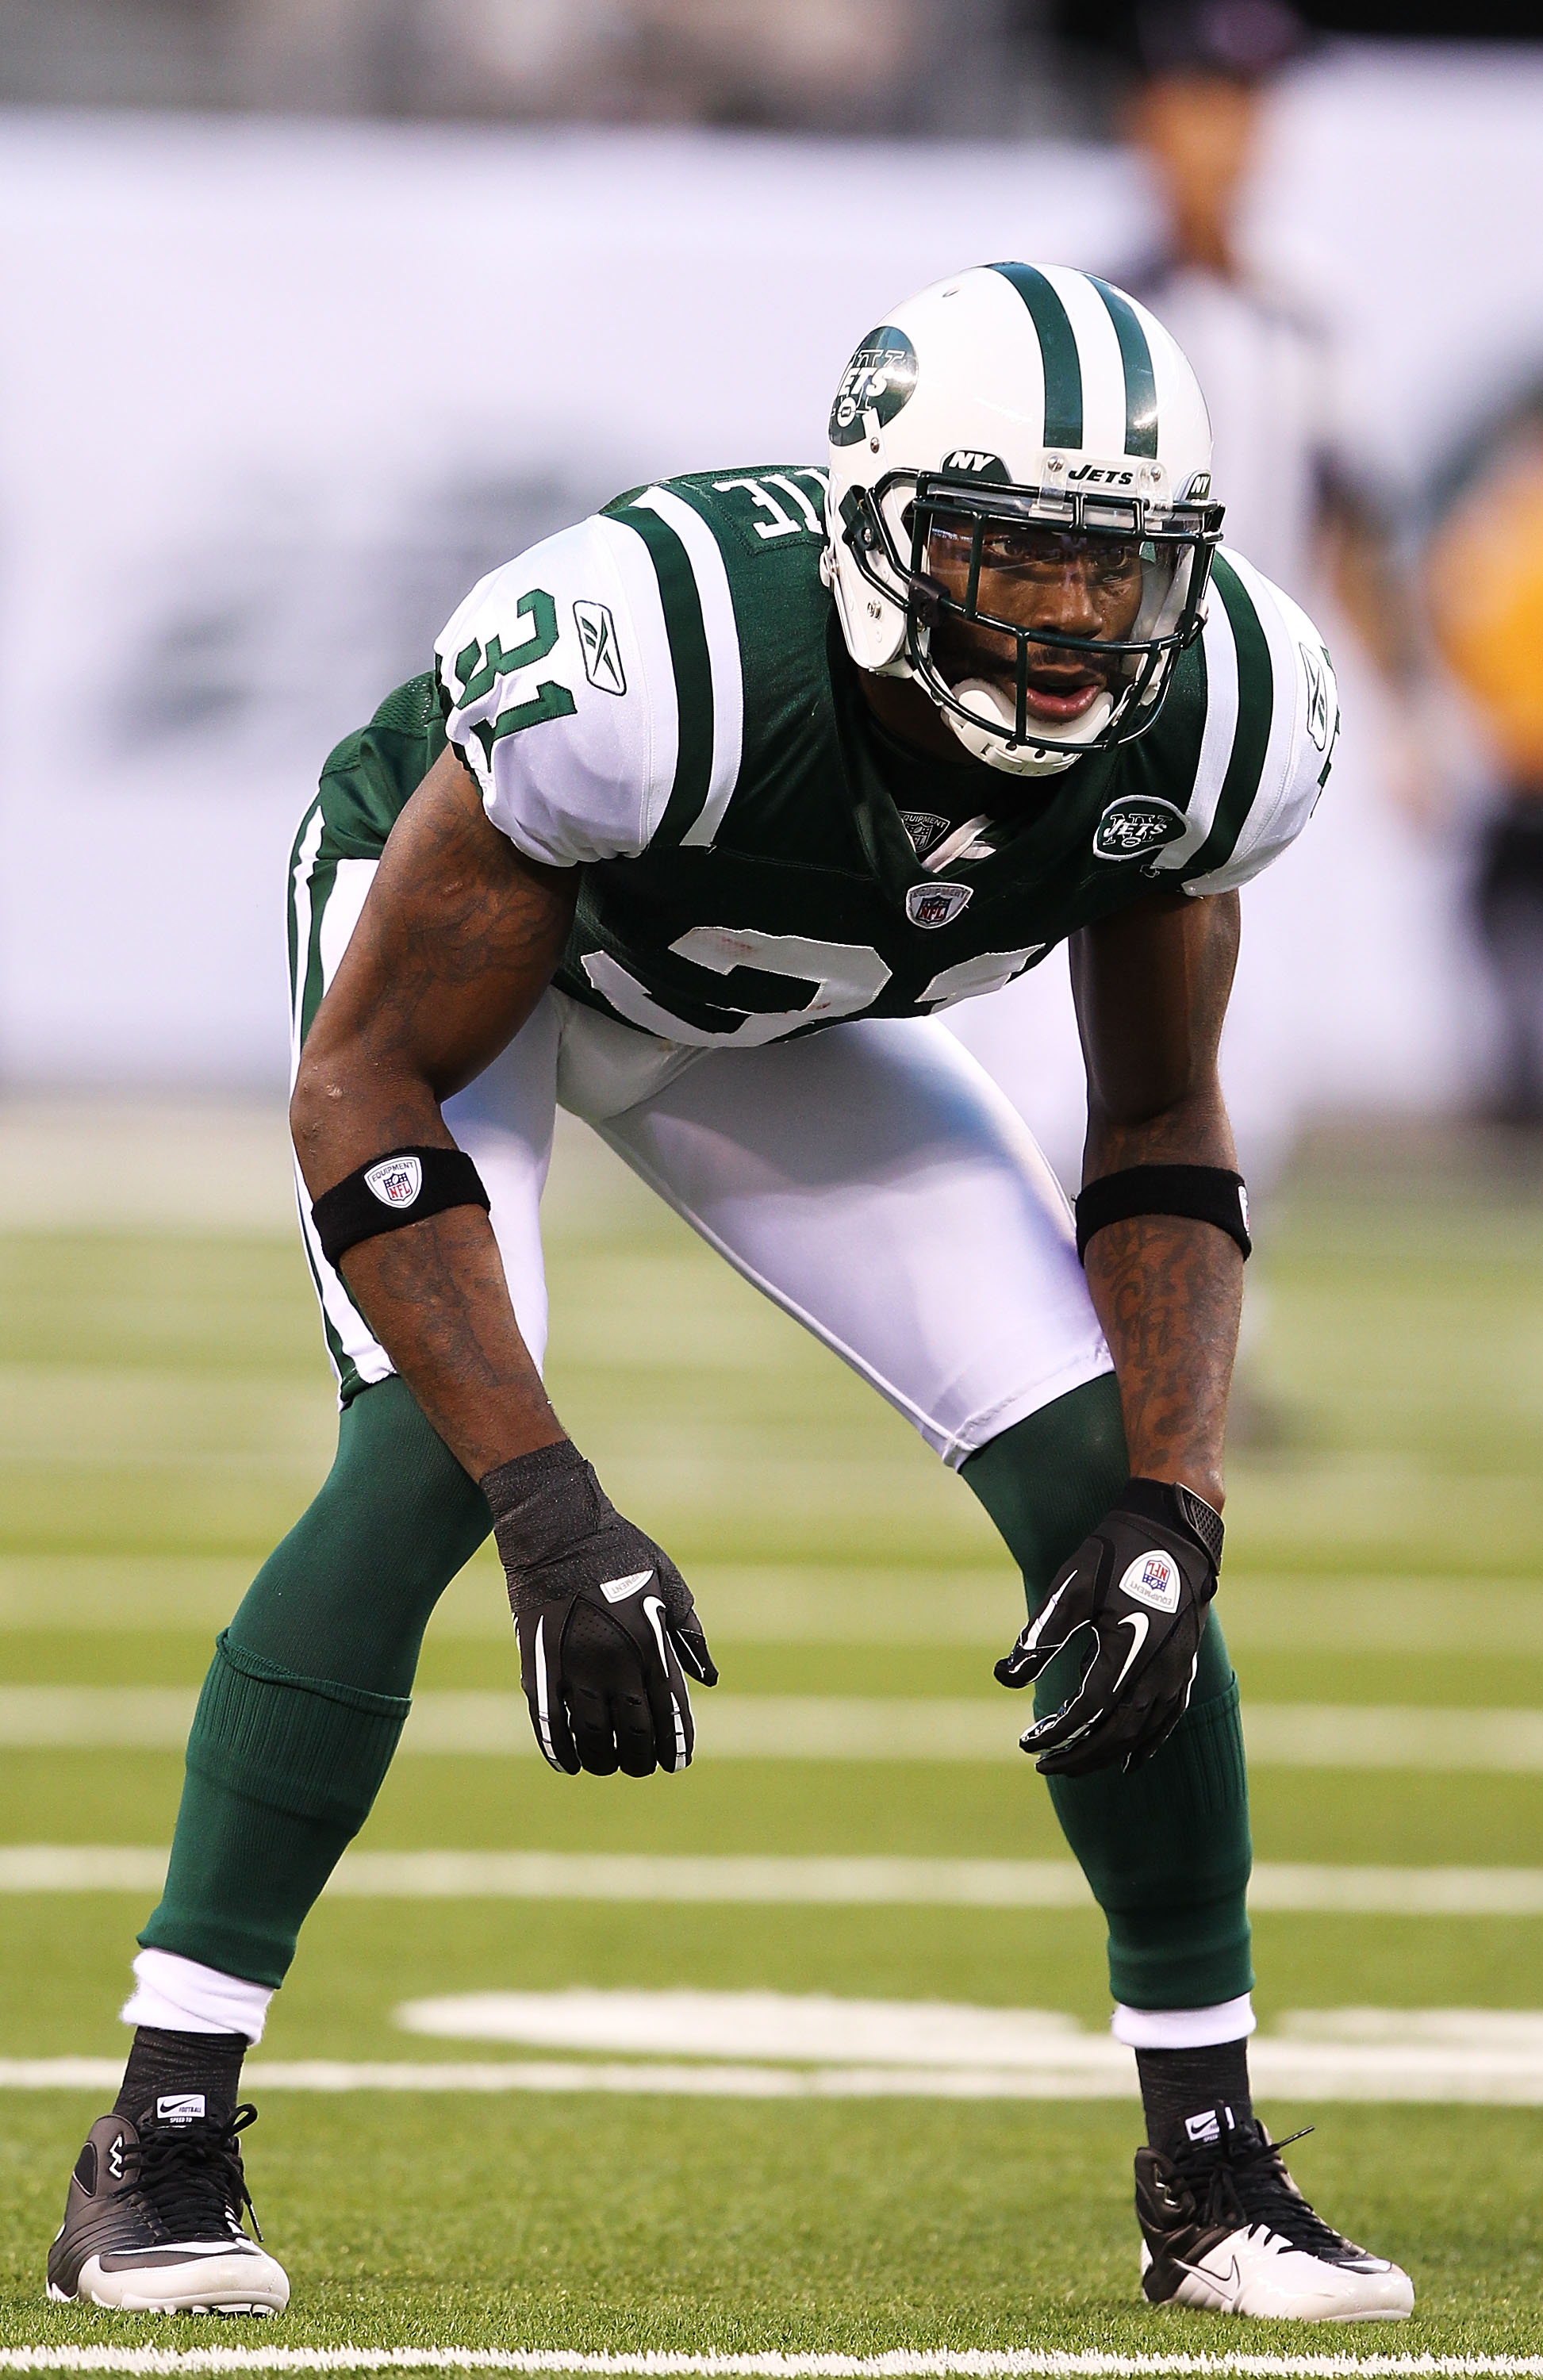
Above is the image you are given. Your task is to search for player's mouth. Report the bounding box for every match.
[1020,677,1104,723]
[1019,666,1108,724]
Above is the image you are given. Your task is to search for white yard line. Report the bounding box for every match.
[4,1691,1543,1768]
[0,1845,1528,1914]
[6,1846,1543,1916]
[7,2036,1543,2102]
[2,2351,1542,2375]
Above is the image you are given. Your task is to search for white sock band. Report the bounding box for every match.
[1111,1992,1256,2049]
[120,1947,274,2046]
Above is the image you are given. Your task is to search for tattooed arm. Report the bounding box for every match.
[290,745,578,1477]
[1069,889,1243,1512]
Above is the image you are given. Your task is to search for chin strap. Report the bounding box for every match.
[942,678,1115,778]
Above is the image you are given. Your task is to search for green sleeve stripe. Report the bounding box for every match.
[609,499,715,850]
[1088,277,1159,459]
[1187,555,1274,881]
[989,263,1082,450]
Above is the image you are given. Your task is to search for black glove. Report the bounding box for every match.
[994,1477,1222,1777]
[482,1440,716,1778]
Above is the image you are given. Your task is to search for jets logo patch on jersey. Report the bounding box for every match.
[1119,1549,1182,1614]
[1092,796,1188,862]
[574,600,626,696]
[365,1155,423,1208]
[905,881,973,929]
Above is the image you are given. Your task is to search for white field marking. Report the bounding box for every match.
[10,1847,1543,1916]
[6,1689,1543,1768]
[0,2056,1141,2101]
[394,1989,1088,2066]
[390,1989,1543,2104]
[15,1995,1543,2102]
[5,2359,1543,2379]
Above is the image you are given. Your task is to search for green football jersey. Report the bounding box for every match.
[315,465,1337,1049]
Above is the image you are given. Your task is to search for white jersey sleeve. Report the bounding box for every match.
[434,512,683,869]
[1174,551,1339,899]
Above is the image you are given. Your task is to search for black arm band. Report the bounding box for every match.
[311,1146,490,1269]
[1074,1164,1251,1265]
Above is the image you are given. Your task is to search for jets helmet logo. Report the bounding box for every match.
[942,448,1010,482]
[905,881,972,929]
[829,326,919,447]
[1092,797,1188,862]
[364,1155,423,1209]
[574,600,625,697]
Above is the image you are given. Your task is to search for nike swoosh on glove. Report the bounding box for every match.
[482,1441,716,1778]
[994,1477,1222,1777]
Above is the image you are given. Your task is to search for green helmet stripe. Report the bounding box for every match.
[1187,555,1273,879]
[988,263,1082,449]
[1089,276,1160,459]
[610,499,716,848]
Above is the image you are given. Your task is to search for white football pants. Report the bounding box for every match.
[293,858,1112,1468]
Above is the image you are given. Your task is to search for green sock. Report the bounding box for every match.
[961,1376,1253,2013]
[140,1376,493,1986]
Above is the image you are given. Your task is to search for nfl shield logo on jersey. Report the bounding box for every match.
[905,881,973,929]
[364,1155,424,1209]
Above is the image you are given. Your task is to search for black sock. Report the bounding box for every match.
[114,2026,247,2125]
[1136,2039,1253,2158]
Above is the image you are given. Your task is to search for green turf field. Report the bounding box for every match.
[1,1108,1541,2355]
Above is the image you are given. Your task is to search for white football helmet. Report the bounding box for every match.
[823,263,1223,777]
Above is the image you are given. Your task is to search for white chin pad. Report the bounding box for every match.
[942,678,1114,777]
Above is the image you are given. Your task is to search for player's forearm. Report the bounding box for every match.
[1081,1086,1242,1512]
[290,1067,564,1479]
[335,1205,565,1477]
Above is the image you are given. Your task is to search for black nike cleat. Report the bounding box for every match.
[47,2098,289,2313]
[1134,2114,1413,2320]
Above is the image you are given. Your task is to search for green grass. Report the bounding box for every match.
[1,1117,1541,2351]
[7,2095,1543,2353]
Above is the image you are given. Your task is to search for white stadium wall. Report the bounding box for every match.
[0,44,1538,1175]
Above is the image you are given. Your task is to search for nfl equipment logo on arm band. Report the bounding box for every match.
[311,1145,490,1269]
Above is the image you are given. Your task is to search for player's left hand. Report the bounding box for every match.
[482,1441,716,1778]
[994,1477,1222,1776]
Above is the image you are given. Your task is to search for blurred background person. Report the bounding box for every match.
[1423,383,1543,1123]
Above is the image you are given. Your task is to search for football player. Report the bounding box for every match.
[48,263,1411,2323]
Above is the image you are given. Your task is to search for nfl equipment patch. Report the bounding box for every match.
[1119,1550,1182,1614]
[905,881,973,929]
[364,1154,423,1209]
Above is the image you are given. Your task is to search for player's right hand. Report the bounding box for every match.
[482,1441,716,1777]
